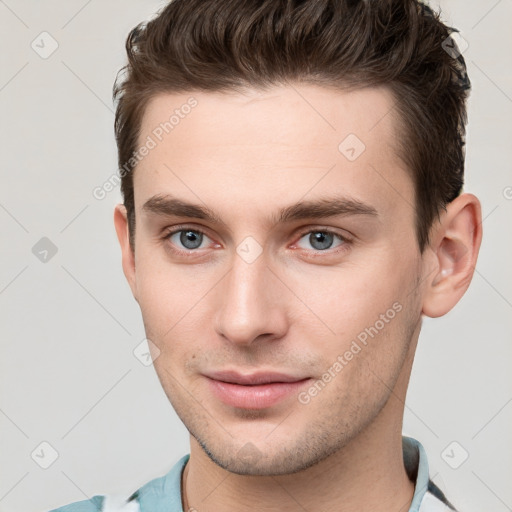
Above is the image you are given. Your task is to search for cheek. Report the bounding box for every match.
[134,256,225,379]
[281,259,409,338]
[286,257,420,384]
[134,250,212,334]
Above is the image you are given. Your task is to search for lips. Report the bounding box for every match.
[204,370,311,409]
[206,370,308,385]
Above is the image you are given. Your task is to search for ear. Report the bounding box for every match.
[113,204,138,302]
[422,193,482,318]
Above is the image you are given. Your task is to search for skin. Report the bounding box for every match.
[114,84,482,512]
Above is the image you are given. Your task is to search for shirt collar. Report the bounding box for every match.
[403,436,431,511]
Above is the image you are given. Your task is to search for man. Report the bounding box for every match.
[51,0,482,510]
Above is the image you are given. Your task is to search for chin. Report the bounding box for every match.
[193,429,346,476]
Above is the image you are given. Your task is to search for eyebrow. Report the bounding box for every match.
[141,194,378,225]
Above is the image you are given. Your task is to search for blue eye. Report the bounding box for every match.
[296,231,345,251]
[168,229,209,250]
[163,226,350,258]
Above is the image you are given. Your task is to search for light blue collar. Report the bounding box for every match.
[136,453,189,512]
[403,436,431,511]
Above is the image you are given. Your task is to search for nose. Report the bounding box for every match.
[214,249,288,347]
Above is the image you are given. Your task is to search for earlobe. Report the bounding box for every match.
[422,193,482,318]
[113,204,138,301]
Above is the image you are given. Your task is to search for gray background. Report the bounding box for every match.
[0,1,511,511]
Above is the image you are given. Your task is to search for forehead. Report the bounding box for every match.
[140,83,400,154]
[134,84,412,222]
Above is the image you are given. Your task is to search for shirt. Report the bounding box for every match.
[48,436,457,512]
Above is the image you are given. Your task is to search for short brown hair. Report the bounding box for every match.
[113,0,470,252]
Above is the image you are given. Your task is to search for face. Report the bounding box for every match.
[123,84,428,475]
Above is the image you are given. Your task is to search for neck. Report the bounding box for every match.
[183,325,420,512]
[184,428,414,512]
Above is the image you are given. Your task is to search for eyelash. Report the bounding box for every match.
[162,224,353,257]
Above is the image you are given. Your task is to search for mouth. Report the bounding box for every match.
[203,370,312,409]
